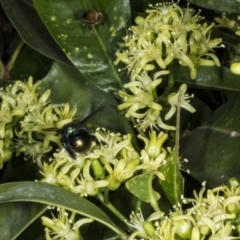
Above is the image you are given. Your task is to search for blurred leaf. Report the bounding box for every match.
[10,44,52,80]
[1,0,71,64]
[186,0,240,14]
[41,61,135,135]
[160,148,184,206]
[180,93,240,188]
[175,65,240,91]
[126,173,160,203]
[129,0,166,13]
[212,29,240,45]
[0,30,3,58]
[40,62,91,114]
[0,201,46,240]
[33,0,131,91]
[0,182,126,238]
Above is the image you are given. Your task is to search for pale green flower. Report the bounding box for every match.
[215,15,240,36]
[135,109,161,131]
[42,208,93,240]
[106,158,140,190]
[118,71,174,131]
[155,217,177,240]
[40,159,68,185]
[209,221,240,240]
[85,129,130,165]
[137,131,169,180]
[119,134,140,162]
[165,83,196,120]
[16,140,52,168]
[72,160,109,197]
[118,78,162,119]
[127,209,162,240]
[139,131,168,158]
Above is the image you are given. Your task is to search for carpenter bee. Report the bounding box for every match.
[82,11,105,32]
[45,107,103,159]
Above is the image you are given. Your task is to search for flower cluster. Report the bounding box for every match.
[42,208,93,240]
[0,77,48,167]
[40,127,173,198]
[137,130,169,181]
[0,76,77,169]
[40,128,140,196]
[115,2,205,131]
[118,71,179,131]
[115,2,222,79]
[127,179,240,240]
[118,70,196,131]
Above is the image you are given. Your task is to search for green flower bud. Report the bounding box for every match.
[143,221,156,237]
[91,159,105,180]
[191,226,200,240]
[230,62,240,75]
[229,177,240,187]
[135,16,145,25]
[106,175,121,190]
[173,217,192,239]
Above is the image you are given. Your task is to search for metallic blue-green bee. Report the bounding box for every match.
[45,107,103,159]
[59,121,92,159]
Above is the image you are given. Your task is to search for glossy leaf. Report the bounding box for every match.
[180,93,240,188]
[126,173,160,203]
[0,202,46,240]
[41,61,135,135]
[129,0,166,13]
[186,0,240,14]
[0,182,126,238]
[1,0,71,64]
[160,148,184,206]
[33,0,131,91]
[175,65,240,91]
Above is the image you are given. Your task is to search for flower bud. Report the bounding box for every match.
[143,221,155,237]
[230,62,240,75]
[91,159,105,180]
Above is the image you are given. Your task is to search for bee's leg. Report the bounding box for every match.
[60,137,76,159]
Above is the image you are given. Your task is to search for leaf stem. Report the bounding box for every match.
[6,40,25,71]
[97,190,127,224]
[96,191,128,239]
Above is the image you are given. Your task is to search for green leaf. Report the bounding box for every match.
[10,44,52,80]
[0,182,127,238]
[1,0,71,64]
[180,93,240,188]
[212,29,240,45]
[41,61,135,135]
[129,0,164,13]
[175,65,240,91]
[187,0,240,14]
[33,0,131,91]
[126,173,160,203]
[0,201,46,240]
[160,148,184,206]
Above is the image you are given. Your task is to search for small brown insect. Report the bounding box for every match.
[82,11,105,32]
